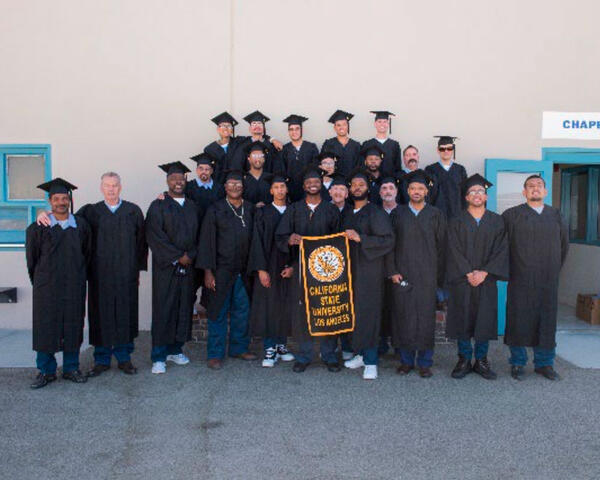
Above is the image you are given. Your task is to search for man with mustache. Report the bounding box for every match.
[398,145,420,204]
[502,175,569,381]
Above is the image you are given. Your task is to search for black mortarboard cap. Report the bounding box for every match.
[378,175,401,188]
[245,140,268,156]
[346,167,371,187]
[360,143,385,159]
[328,109,354,134]
[269,172,289,186]
[404,169,434,188]
[244,110,270,135]
[434,135,459,159]
[330,172,347,187]
[37,177,78,212]
[301,165,323,181]
[223,169,245,182]
[283,114,308,126]
[370,110,395,134]
[190,152,216,167]
[462,173,493,196]
[159,161,191,176]
[211,111,238,135]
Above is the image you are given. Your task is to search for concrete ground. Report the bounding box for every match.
[1,329,600,480]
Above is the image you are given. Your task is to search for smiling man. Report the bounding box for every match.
[361,111,401,177]
[321,110,361,176]
[203,111,240,183]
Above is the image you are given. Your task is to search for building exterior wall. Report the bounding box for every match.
[1,0,599,328]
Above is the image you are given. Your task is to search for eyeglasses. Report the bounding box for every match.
[225,181,243,188]
[438,146,454,152]
[467,189,486,196]
[250,154,265,159]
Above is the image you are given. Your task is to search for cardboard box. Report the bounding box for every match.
[576,294,600,325]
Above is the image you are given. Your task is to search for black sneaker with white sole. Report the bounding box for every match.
[262,347,277,368]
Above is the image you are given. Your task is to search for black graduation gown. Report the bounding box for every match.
[502,204,569,349]
[229,135,280,173]
[320,137,361,176]
[341,203,394,350]
[320,180,333,203]
[368,176,383,205]
[381,205,399,337]
[145,196,199,347]
[203,141,231,184]
[243,172,272,205]
[79,201,148,348]
[386,204,447,351]
[248,204,292,337]
[424,162,468,219]
[361,138,401,177]
[185,178,225,227]
[26,217,92,353]
[446,210,509,342]
[279,141,320,202]
[275,200,341,342]
[196,199,255,320]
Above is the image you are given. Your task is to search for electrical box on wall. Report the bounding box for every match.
[0,288,17,303]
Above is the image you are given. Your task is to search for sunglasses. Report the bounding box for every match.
[438,146,454,152]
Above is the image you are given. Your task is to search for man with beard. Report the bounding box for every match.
[360,143,385,205]
[27,178,92,388]
[248,174,295,368]
[398,145,421,204]
[36,172,148,377]
[146,162,199,374]
[387,169,446,378]
[228,110,282,173]
[186,152,226,226]
[341,169,394,380]
[243,141,273,207]
[203,111,240,183]
[361,111,401,177]
[279,114,319,202]
[275,166,341,373]
[197,170,257,369]
[321,110,361,176]
[503,175,569,381]
[446,174,509,380]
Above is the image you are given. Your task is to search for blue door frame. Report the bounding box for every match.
[484,159,554,335]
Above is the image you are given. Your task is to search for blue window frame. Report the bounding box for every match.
[0,144,51,246]
[560,165,600,246]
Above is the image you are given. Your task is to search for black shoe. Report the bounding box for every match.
[292,361,308,373]
[396,364,414,375]
[118,361,138,375]
[473,357,497,380]
[30,373,57,389]
[86,364,111,377]
[326,361,341,373]
[451,355,472,379]
[510,365,525,381]
[418,367,433,378]
[535,366,561,381]
[62,370,88,383]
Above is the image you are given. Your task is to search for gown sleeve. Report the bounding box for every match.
[358,209,394,261]
[134,205,149,271]
[25,224,41,284]
[445,218,472,283]
[247,208,268,273]
[145,202,184,269]
[481,217,509,280]
[195,204,218,270]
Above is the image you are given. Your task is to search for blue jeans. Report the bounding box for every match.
[399,349,434,368]
[457,339,489,360]
[207,275,250,359]
[94,343,134,365]
[340,333,353,353]
[436,288,449,303]
[264,336,287,350]
[296,337,338,364]
[36,351,79,374]
[360,347,378,366]
[378,335,390,355]
[151,342,184,363]
[509,346,555,368]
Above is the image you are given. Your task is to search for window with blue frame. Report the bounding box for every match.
[0,144,51,246]
[560,165,600,246]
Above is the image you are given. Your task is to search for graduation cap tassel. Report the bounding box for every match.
[389,117,392,135]
[69,191,74,214]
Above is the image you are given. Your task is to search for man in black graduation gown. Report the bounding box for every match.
[27,178,91,388]
[446,174,509,380]
[203,111,240,183]
[197,170,257,369]
[275,166,342,373]
[243,141,273,207]
[502,175,569,381]
[360,143,385,205]
[425,136,468,220]
[387,169,447,378]
[398,145,421,204]
[186,152,226,225]
[248,174,295,368]
[318,151,338,203]
[146,162,199,374]
[341,169,394,380]
[361,111,401,177]
[228,110,282,173]
[321,109,361,176]
[279,114,320,202]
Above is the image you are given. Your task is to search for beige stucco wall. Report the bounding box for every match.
[1,0,599,328]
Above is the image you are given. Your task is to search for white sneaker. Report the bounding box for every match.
[166,353,190,365]
[342,350,354,361]
[344,354,365,369]
[262,347,277,368]
[276,344,295,362]
[363,365,378,380]
[152,361,166,374]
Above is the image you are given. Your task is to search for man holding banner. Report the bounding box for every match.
[275,166,342,373]
[341,169,394,380]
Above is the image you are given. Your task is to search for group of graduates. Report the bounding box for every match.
[25,109,569,388]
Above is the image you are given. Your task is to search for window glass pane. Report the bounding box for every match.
[7,155,46,200]
[496,172,539,214]
[0,207,29,230]
[597,173,600,241]
[569,171,588,240]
